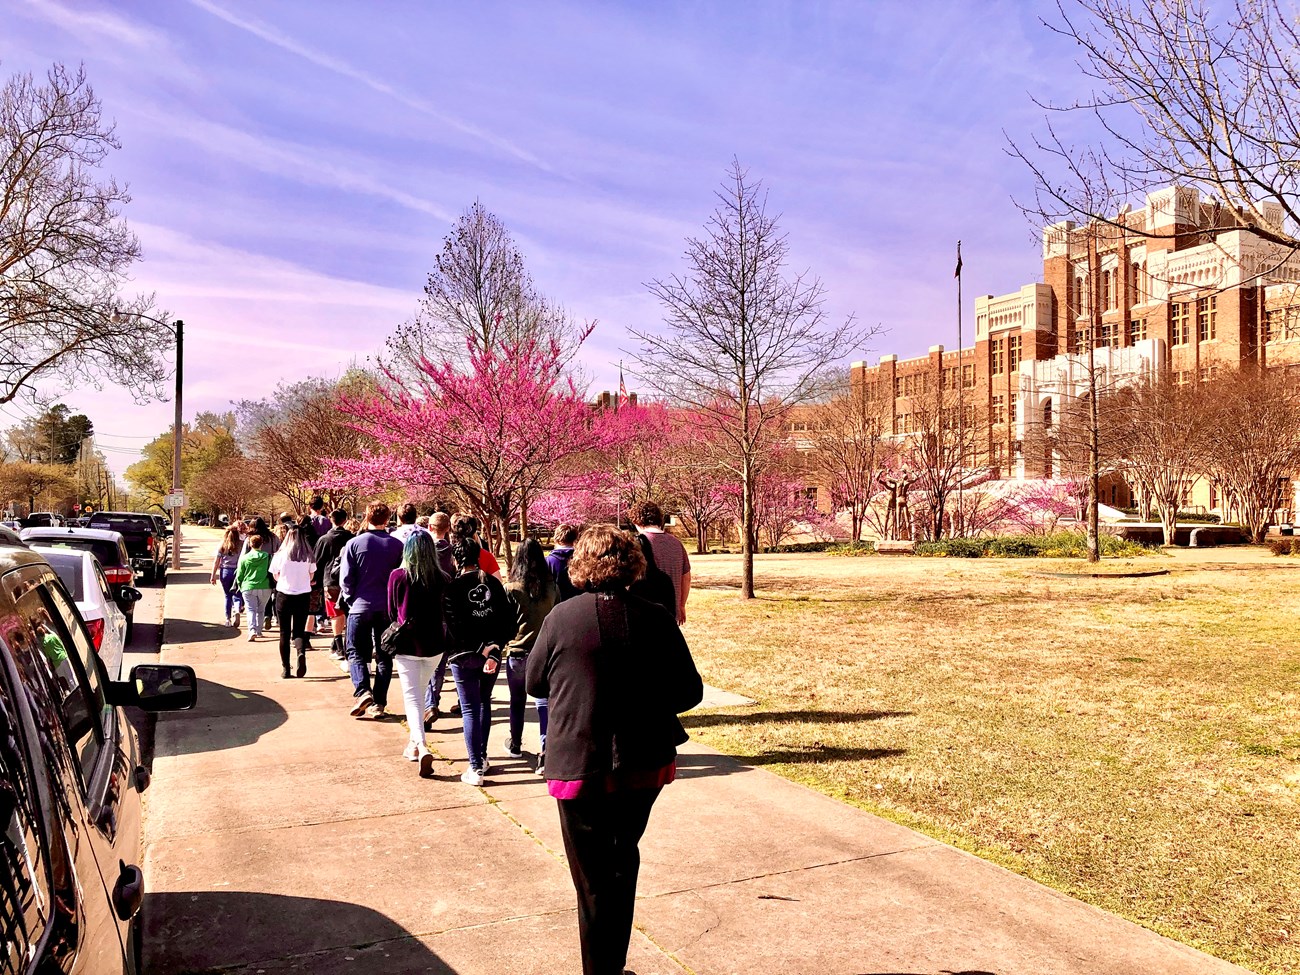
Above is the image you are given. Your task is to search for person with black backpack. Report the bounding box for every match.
[313,509,353,661]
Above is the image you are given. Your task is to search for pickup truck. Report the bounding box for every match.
[87,511,170,582]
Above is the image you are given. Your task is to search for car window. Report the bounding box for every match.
[4,583,106,788]
[30,539,122,567]
[93,564,112,603]
[44,557,85,601]
[0,668,54,972]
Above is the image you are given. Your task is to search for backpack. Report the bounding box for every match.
[325,555,343,599]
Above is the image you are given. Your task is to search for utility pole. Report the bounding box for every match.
[171,319,184,569]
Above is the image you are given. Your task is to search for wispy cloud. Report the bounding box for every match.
[18,0,169,50]
[186,0,560,176]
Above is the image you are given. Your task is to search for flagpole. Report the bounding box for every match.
[956,241,964,538]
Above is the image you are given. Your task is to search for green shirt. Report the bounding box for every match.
[236,549,272,591]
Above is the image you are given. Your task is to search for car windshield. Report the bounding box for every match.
[42,555,85,601]
[30,539,123,568]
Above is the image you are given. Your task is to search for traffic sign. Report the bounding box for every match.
[164,491,186,509]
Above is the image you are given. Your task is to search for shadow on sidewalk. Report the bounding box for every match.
[153,678,289,756]
[143,890,460,973]
[683,709,913,729]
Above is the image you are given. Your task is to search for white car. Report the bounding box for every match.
[37,547,131,680]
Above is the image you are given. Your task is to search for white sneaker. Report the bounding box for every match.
[460,768,484,787]
[402,742,419,762]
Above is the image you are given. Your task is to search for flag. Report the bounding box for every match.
[618,364,628,409]
[954,240,963,279]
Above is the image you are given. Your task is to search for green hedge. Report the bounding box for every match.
[760,541,837,554]
[1115,507,1221,524]
[915,532,1152,559]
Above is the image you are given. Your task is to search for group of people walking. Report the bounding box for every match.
[210,497,703,975]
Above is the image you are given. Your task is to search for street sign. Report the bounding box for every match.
[164,491,186,509]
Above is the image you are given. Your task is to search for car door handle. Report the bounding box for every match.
[113,861,144,920]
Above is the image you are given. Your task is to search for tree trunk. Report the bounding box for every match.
[697,518,708,555]
[741,456,756,599]
[1159,500,1177,546]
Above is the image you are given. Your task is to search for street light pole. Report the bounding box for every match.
[171,319,183,570]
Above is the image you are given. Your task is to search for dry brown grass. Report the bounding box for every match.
[680,549,1300,975]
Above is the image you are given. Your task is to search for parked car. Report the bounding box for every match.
[0,525,26,548]
[0,543,197,973]
[37,548,136,681]
[21,528,139,639]
[18,512,64,529]
[147,514,171,568]
[85,512,168,583]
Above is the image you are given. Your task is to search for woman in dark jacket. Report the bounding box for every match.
[444,536,514,786]
[526,524,702,975]
[504,539,557,762]
[388,532,449,778]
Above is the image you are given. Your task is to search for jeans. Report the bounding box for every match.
[557,788,662,975]
[347,608,392,707]
[219,567,243,619]
[242,588,271,636]
[505,655,547,752]
[424,653,449,712]
[451,655,500,772]
[274,591,311,670]
[395,654,441,747]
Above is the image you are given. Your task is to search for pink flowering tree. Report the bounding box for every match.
[321,333,617,561]
[1001,479,1083,536]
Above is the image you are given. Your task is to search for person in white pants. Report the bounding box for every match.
[386,531,451,778]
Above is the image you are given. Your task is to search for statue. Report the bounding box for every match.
[879,468,918,541]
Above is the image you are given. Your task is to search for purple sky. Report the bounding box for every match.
[5,0,1083,476]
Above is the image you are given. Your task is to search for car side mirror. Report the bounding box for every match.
[120,587,143,603]
[117,664,197,712]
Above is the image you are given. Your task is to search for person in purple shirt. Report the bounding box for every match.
[340,502,405,719]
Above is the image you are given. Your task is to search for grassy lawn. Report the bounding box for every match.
[679,549,1300,975]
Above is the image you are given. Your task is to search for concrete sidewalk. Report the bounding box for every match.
[141,529,1254,974]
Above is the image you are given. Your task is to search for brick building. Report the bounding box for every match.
[849,184,1300,512]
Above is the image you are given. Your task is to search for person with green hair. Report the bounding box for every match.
[387,531,450,777]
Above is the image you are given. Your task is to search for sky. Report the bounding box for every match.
[3,0,1085,477]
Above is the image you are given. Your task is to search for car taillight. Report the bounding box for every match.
[104,567,133,585]
[146,536,155,552]
[86,617,105,651]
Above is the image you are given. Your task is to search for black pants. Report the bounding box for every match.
[274,591,310,669]
[556,787,661,975]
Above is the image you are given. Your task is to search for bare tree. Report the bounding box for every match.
[901,385,987,541]
[236,377,369,513]
[632,160,872,598]
[390,201,587,370]
[1198,367,1300,541]
[1011,0,1300,257]
[806,378,893,542]
[1,63,173,405]
[189,456,273,522]
[1109,375,1203,544]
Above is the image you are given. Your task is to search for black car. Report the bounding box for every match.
[0,544,196,972]
[20,527,141,640]
[85,513,167,584]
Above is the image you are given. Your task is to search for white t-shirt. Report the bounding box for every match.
[391,524,429,544]
[270,549,315,595]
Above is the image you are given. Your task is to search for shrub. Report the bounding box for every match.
[761,541,834,554]
[825,541,876,557]
[1267,538,1294,556]
[914,532,1152,559]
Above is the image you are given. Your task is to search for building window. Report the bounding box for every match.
[1008,334,1022,371]
[1129,317,1148,343]
[1198,365,1220,383]
[992,441,1006,465]
[1131,262,1141,304]
[1043,400,1053,427]
[1197,295,1217,342]
[962,364,975,388]
[991,394,1005,425]
[894,377,903,398]
[990,338,1005,376]
[1075,276,1087,317]
[1100,270,1110,311]
[1009,399,1018,425]
[1172,301,1191,345]
[1098,322,1120,348]
[1175,370,1190,386]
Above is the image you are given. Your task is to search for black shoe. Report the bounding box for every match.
[281,666,291,679]
[295,652,306,678]
[449,701,462,717]
[423,707,437,732]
